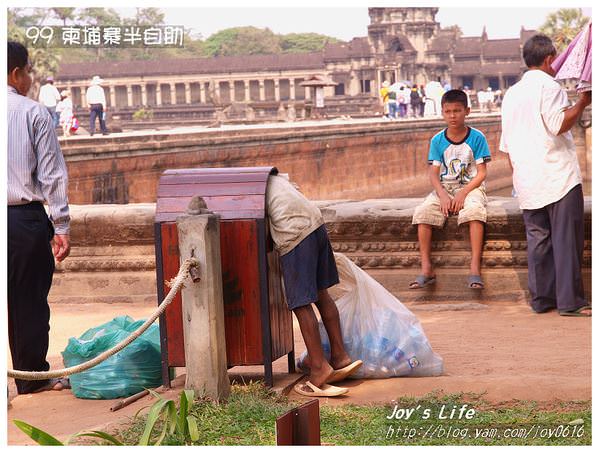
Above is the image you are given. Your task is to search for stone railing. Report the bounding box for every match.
[50,197,591,306]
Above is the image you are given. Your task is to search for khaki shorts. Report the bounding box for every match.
[412,184,487,227]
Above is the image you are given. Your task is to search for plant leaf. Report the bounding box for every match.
[13,420,64,446]
[183,389,195,411]
[72,430,123,446]
[153,410,171,446]
[187,415,200,442]
[167,400,178,436]
[177,390,189,435]
[138,398,174,446]
[147,388,162,399]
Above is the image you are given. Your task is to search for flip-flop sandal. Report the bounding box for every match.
[559,305,592,317]
[409,275,436,289]
[31,377,71,394]
[327,360,363,384]
[294,381,349,397]
[467,275,484,289]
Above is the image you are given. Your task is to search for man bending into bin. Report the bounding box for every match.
[266,173,362,397]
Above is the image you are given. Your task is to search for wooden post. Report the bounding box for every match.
[176,196,230,401]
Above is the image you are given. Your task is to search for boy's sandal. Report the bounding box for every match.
[558,305,592,317]
[467,275,484,289]
[409,275,436,289]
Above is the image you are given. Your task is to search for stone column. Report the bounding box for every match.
[109,85,116,108]
[78,85,86,108]
[259,81,265,101]
[244,80,250,102]
[156,84,162,106]
[169,82,176,105]
[127,85,133,107]
[185,82,191,104]
[199,82,205,103]
[141,83,147,106]
[229,81,234,104]
[274,80,280,101]
[177,197,230,401]
[289,79,296,100]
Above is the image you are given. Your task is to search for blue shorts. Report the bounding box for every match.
[279,224,339,310]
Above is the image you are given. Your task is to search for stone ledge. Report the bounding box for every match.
[49,197,592,305]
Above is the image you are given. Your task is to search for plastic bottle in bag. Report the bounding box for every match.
[361,333,380,374]
[383,347,410,375]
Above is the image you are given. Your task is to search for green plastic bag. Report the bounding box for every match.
[62,316,162,399]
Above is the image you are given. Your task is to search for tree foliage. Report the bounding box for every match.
[203,26,281,57]
[51,7,76,26]
[280,32,340,53]
[8,8,61,96]
[539,8,590,51]
[202,27,340,57]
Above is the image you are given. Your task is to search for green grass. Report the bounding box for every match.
[106,384,591,446]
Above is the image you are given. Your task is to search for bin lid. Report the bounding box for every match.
[155,166,278,222]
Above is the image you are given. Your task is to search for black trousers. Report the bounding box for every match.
[89,103,107,134]
[522,184,586,312]
[7,202,55,393]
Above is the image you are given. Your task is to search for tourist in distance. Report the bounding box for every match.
[38,75,61,128]
[410,84,422,118]
[397,85,408,118]
[379,80,390,119]
[500,34,591,316]
[410,89,491,290]
[56,89,74,138]
[86,75,109,136]
[266,173,362,397]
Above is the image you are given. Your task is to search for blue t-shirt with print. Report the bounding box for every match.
[428,127,491,184]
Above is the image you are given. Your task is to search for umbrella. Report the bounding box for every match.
[552,21,591,91]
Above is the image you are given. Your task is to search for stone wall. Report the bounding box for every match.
[61,116,521,205]
[50,198,592,306]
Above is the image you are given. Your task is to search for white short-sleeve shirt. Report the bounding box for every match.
[499,69,581,210]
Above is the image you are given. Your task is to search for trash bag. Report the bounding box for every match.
[62,316,162,399]
[298,253,443,379]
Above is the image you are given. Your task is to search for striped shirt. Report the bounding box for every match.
[8,85,70,234]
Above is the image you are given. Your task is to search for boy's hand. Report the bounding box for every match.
[439,192,453,217]
[451,190,468,213]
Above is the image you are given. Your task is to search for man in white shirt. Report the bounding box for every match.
[500,34,591,317]
[38,76,61,128]
[85,75,108,136]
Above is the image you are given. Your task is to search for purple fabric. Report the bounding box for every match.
[551,28,583,72]
[552,22,592,83]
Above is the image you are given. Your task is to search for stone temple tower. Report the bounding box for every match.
[367,7,441,85]
[368,7,440,62]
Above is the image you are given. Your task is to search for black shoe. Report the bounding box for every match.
[102,132,109,136]
[90,133,94,136]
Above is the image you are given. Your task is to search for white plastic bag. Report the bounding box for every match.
[298,253,443,378]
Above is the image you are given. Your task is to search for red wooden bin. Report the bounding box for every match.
[154,166,295,387]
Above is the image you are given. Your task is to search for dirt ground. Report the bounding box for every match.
[5,299,591,445]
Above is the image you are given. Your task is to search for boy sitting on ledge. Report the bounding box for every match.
[410,89,491,290]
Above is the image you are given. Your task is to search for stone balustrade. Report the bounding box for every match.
[50,197,592,306]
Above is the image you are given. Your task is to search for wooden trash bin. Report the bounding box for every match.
[154,166,295,388]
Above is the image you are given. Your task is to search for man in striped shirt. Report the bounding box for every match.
[7,41,71,394]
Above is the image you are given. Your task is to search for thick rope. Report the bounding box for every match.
[7,257,199,381]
